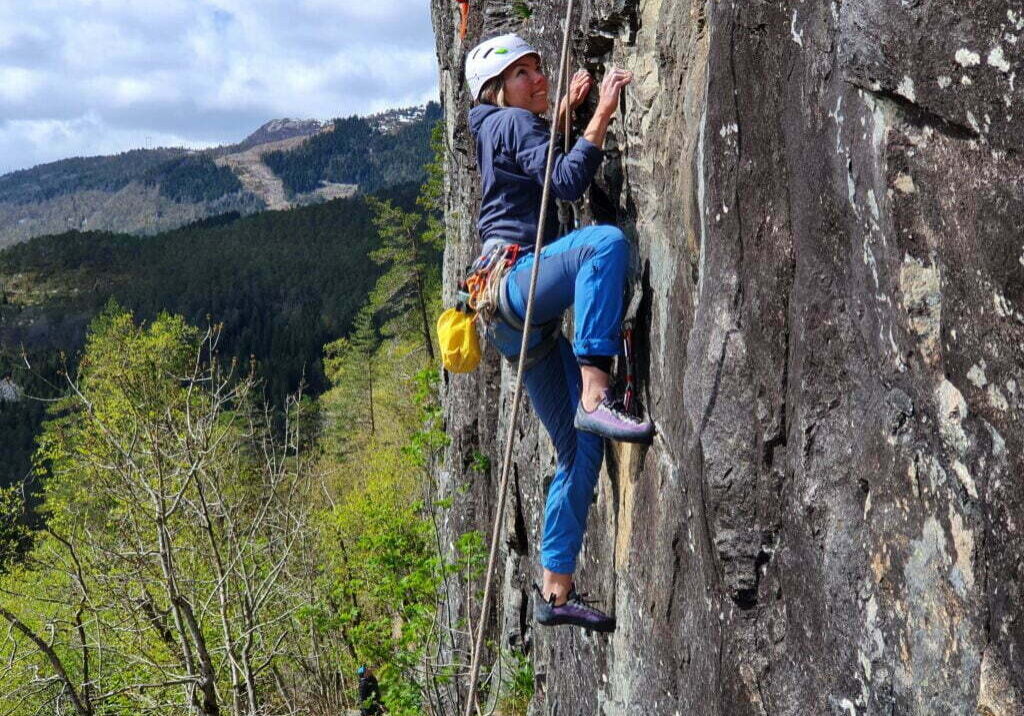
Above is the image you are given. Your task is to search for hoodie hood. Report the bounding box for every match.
[469,103,504,137]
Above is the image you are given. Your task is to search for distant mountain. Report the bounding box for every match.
[235,118,325,151]
[366,105,432,134]
[0,104,440,247]
[263,102,442,197]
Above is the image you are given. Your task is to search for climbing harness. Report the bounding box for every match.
[464,242,521,324]
[462,0,577,711]
[439,242,563,374]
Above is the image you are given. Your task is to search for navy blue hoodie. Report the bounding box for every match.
[469,104,604,249]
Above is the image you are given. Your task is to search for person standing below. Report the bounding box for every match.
[464,34,653,633]
[357,665,383,715]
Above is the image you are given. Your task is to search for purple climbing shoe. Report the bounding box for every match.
[534,584,616,633]
[574,390,654,444]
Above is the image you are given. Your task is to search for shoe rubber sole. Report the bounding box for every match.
[573,417,654,444]
[536,613,616,633]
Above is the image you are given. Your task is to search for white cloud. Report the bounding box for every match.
[0,67,42,103]
[0,0,438,173]
[0,113,220,175]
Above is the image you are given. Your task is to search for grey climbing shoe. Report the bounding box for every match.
[574,390,654,444]
[534,584,616,633]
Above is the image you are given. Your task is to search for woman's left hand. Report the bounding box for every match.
[556,70,592,130]
[566,69,593,109]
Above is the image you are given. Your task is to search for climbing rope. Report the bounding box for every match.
[462,1,576,712]
[558,54,575,235]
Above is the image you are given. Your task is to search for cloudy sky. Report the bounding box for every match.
[0,0,438,174]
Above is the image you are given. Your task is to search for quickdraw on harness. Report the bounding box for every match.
[462,242,520,323]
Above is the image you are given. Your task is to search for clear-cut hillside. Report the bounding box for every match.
[430,1,1024,714]
[215,132,357,212]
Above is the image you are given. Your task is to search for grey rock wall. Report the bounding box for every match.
[430,1,1024,713]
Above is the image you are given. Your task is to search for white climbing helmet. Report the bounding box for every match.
[465,33,541,100]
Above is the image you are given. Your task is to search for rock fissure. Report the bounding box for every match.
[851,82,982,143]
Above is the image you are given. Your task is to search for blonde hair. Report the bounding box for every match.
[477,76,506,107]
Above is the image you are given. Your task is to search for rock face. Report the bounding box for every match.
[430,1,1023,714]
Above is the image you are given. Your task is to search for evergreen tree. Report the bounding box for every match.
[323,303,379,449]
[364,125,445,364]
[348,304,379,435]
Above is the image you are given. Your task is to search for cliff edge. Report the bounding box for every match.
[430,1,1024,713]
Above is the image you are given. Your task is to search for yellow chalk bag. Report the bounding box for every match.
[437,308,481,373]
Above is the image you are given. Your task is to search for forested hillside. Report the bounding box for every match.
[142,155,244,203]
[264,103,442,196]
[0,124,465,715]
[0,149,193,205]
[0,182,431,492]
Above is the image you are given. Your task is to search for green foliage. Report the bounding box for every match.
[0,348,64,496]
[498,649,535,716]
[324,472,440,714]
[308,131,461,711]
[2,305,325,714]
[470,450,491,474]
[322,303,380,450]
[362,124,446,362]
[316,330,447,713]
[0,184,422,490]
[418,122,446,218]
[366,197,433,349]
[453,530,486,581]
[264,103,442,196]
[0,486,30,570]
[143,154,244,202]
[512,1,533,19]
[402,368,450,467]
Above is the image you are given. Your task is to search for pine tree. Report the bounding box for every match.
[349,304,379,434]
[366,197,438,363]
[364,122,446,364]
[324,304,380,442]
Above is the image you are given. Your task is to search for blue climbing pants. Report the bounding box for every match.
[488,224,629,574]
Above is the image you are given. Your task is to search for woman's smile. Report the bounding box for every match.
[501,55,549,114]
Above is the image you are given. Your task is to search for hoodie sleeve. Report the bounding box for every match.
[506,109,604,201]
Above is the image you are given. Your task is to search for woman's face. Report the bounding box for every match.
[500,54,548,114]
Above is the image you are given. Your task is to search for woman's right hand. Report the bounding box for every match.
[595,67,633,118]
[582,66,633,149]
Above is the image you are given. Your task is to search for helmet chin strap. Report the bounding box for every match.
[462,1,577,714]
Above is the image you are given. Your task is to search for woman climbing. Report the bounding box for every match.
[465,33,653,633]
